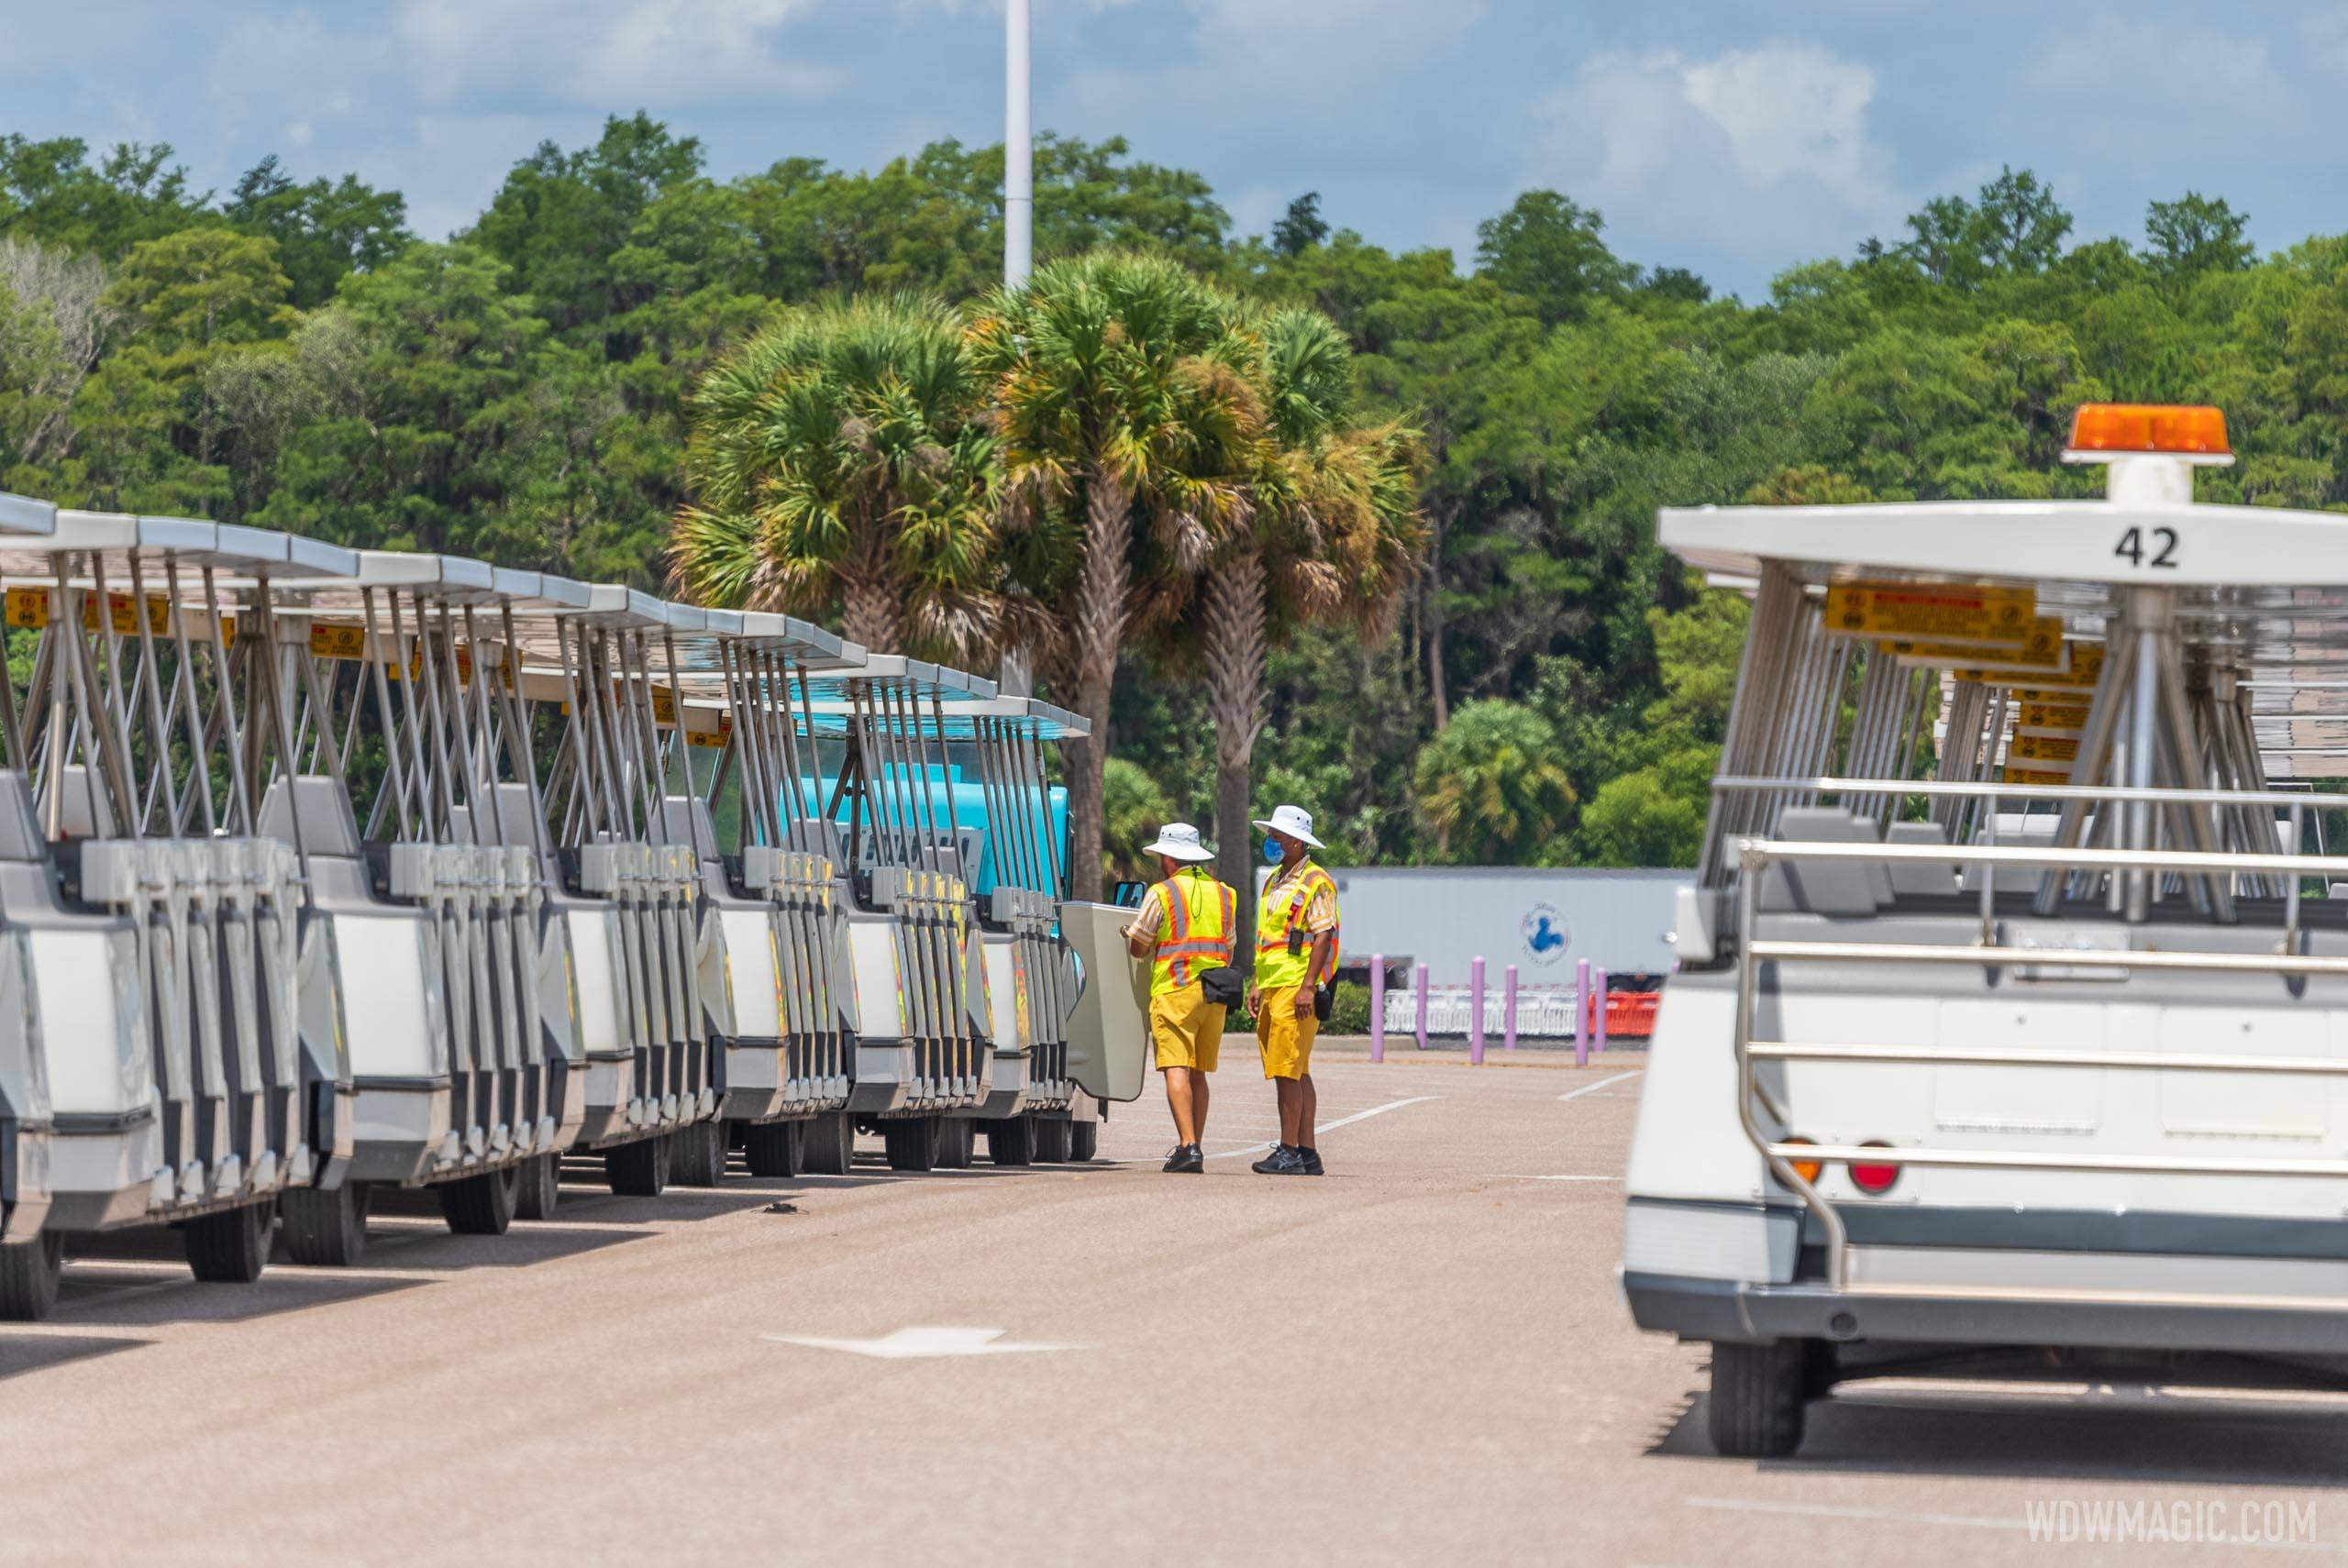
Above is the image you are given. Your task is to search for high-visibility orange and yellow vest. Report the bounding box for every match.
[1255,858,1339,991]
[1149,866,1236,997]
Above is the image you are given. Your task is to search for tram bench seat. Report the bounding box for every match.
[1758,808,1894,916]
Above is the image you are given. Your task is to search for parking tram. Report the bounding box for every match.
[0,485,1146,1319]
[1623,404,2348,1454]
[634,606,864,1180]
[0,506,358,1311]
[796,683,1094,1165]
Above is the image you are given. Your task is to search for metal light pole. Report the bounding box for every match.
[1005,0,1033,288]
[999,0,1037,695]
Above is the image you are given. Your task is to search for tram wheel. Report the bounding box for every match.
[801,1112,854,1176]
[670,1121,728,1187]
[741,1120,803,1178]
[984,1115,1035,1167]
[605,1134,670,1198]
[513,1154,561,1220]
[281,1183,371,1266]
[934,1118,975,1169]
[0,1231,65,1320]
[882,1117,939,1173]
[1032,1115,1073,1165]
[186,1200,271,1283]
[1068,1117,1100,1164]
[1706,1339,1811,1458]
[440,1165,519,1236]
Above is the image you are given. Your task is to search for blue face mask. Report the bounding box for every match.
[1263,837,1284,863]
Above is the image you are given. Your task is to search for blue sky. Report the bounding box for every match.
[4,1,2338,298]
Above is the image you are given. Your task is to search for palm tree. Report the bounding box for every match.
[968,251,1260,900]
[1413,699,1578,863]
[1195,304,1424,920]
[670,294,1000,658]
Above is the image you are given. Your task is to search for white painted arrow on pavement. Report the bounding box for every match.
[762,1326,1087,1360]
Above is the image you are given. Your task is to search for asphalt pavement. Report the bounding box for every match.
[1,1043,2342,1566]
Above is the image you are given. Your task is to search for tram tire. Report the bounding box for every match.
[985,1115,1035,1167]
[801,1113,855,1176]
[1068,1117,1100,1164]
[441,1165,520,1236]
[280,1183,370,1266]
[670,1121,728,1187]
[185,1200,271,1284]
[1032,1114,1072,1164]
[933,1118,975,1169]
[882,1117,939,1173]
[1706,1339,1811,1459]
[742,1120,803,1178]
[513,1154,561,1220]
[0,1231,65,1320]
[605,1134,670,1198]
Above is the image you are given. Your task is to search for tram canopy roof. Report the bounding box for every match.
[1661,497,2348,778]
[0,509,362,580]
[0,491,57,537]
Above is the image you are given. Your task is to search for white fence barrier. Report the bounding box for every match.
[1382,986,1587,1039]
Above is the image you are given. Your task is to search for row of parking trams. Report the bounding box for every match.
[0,490,1151,1320]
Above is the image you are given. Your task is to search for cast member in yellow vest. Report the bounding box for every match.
[1123,823,1237,1174]
[1246,803,1338,1176]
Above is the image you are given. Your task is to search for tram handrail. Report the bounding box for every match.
[1728,835,2348,1302]
[1712,772,2348,812]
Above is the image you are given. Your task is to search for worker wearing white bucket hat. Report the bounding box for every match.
[1124,823,1240,1173]
[1247,804,1338,1176]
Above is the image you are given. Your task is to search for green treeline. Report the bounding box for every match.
[0,117,2324,877]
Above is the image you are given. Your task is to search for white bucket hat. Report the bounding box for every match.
[1251,803,1324,850]
[1143,822,1216,863]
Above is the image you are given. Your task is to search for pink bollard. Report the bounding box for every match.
[1503,964,1519,1051]
[1469,956,1486,1066]
[1573,957,1591,1067]
[1593,966,1610,1055]
[1413,963,1430,1051]
[1369,955,1387,1063]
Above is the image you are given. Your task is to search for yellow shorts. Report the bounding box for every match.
[1256,985,1319,1079]
[1149,984,1225,1073]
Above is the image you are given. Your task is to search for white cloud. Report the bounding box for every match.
[393,0,835,111]
[1531,43,1902,288]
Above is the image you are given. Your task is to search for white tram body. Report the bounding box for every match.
[1622,405,2348,1454]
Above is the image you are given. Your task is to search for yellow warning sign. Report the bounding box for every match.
[5,590,172,635]
[309,624,371,660]
[1829,580,2036,643]
[2002,765,2073,788]
[1885,615,2064,668]
[2020,701,2089,729]
[1957,642,2106,690]
[2010,733,2080,763]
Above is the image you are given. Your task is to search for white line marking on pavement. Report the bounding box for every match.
[763,1326,1086,1359]
[1494,1174,1621,1183]
[1205,1096,1437,1159]
[1558,1069,1643,1102]
[1684,1496,2341,1552]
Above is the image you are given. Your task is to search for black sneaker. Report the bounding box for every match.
[1162,1143,1204,1174]
[1255,1145,1307,1176]
[1297,1146,1324,1176]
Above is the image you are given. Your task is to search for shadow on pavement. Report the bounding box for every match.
[0,1332,148,1382]
[1650,1385,2348,1488]
[51,1266,426,1329]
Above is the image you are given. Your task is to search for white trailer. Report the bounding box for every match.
[1623,403,2348,1455]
